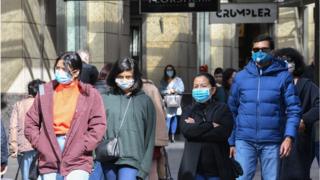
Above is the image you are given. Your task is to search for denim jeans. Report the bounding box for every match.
[17,150,37,180]
[38,136,89,180]
[89,161,104,180]
[166,116,177,134]
[195,174,220,180]
[235,140,280,180]
[101,164,138,180]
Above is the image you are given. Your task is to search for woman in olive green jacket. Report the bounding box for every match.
[101,58,156,180]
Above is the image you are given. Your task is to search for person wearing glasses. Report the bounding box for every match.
[24,52,107,180]
[228,34,301,180]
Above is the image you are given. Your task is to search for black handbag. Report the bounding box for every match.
[96,97,132,163]
[230,158,243,178]
[29,153,39,180]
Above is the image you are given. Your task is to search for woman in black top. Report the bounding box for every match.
[178,73,235,180]
[275,48,319,180]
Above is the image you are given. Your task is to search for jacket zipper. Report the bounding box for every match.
[256,69,262,143]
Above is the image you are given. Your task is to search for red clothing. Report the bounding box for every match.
[24,81,106,176]
[53,81,80,135]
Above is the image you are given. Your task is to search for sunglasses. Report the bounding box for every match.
[252,47,271,53]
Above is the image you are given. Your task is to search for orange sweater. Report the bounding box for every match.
[53,81,80,135]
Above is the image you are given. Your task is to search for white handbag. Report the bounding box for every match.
[164,94,182,108]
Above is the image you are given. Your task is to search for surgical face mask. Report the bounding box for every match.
[287,62,295,73]
[55,69,72,84]
[252,50,273,64]
[166,70,174,78]
[192,88,212,103]
[115,78,134,90]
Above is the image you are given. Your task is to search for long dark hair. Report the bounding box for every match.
[54,51,83,76]
[107,57,142,95]
[163,65,176,82]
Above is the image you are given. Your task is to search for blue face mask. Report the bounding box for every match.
[252,51,273,64]
[192,88,212,103]
[115,78,135,90]
[55,70,72,84]
[166,70,174,78]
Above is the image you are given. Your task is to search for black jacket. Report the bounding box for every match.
[1,120,8,166]
[280,78,319,180]
[80,63,99,85]
[178,100,235,180]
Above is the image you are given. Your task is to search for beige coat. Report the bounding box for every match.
[9,97,34,156]
[142,79,169,146]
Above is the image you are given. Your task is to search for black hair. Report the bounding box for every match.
[163,65,176,82]
[99,63,113,80]
[274,47,306,77]
[214,67,223,75]
[194,72,216,87]
[252,34,275,50]
[54,51,82,76]
[107,57,142,95]
[223,68,237,90]
[28,79,45,97]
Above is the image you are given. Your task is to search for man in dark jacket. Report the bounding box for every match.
[77,50,99,85]
[228,35,301,180]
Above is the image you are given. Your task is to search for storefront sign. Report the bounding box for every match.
[210,3,277,24]
[140,0,219,13]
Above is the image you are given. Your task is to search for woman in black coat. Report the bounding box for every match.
[178,73,235,180]
[275,48,319,180]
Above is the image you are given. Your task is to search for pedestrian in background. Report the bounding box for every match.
[142,79,169,180]
[213,67,226,103]
[221,68,237,103]
[77,49,99,86]
[274,47,319,180]
[213,67,223,87]
[160,65,185,142]
[178,72,234,180]
[25,51,106,180]
[100,57,156,180]
[228,35,301,180]
[89,63,114,180]
[95,63,113,95]
[9,79,45,180]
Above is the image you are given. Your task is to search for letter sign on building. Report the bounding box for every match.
[140,0,219,13]
[210,3,278,24]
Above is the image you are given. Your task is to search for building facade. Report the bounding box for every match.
[1,0,317,94]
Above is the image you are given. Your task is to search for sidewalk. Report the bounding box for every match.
[2,141,319,179]
[166,140,320,180]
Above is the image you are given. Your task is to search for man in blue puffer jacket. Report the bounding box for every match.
[228,34,301,180]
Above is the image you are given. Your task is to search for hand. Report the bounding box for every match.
[185,117,195,124]
[11,152,18,158]
[298,119,306,133]
[280,137,293,158]
[229,146,236,158]
[212,122,220,128]
[169,89,176,94]
[0,165,7,176]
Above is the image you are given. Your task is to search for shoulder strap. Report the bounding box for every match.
[116,97,132,137]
